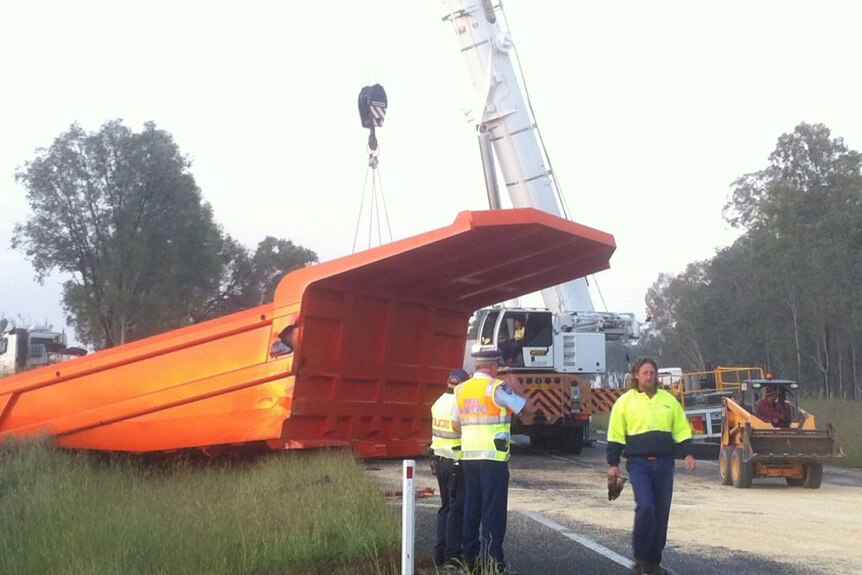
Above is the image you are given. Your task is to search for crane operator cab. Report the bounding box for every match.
[464,307,605,374]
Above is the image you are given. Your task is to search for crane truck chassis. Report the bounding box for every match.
[465,306,618,453]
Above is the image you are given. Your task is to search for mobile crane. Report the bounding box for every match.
[439,0,639,452]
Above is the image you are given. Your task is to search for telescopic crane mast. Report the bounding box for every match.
[440,0,593,316]
[441,0,639,340]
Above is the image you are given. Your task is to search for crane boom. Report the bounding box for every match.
[440,0,593,314]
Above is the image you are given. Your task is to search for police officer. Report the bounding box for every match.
[607,357,696,575]
[431,368,469,568]
[453,349,533,573]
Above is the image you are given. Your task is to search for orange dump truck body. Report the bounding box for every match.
[0,209,615,457]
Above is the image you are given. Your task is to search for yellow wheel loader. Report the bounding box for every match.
[719,379,843,489]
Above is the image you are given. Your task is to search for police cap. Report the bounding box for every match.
[447,369,470,387]
[471,349,503,363]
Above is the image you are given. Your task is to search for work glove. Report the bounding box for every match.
[607,474,627,501]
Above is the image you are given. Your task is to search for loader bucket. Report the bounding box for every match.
[745,425,844,463]
[0,208,616,458]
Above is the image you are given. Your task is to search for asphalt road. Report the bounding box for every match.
[367,436,861,575]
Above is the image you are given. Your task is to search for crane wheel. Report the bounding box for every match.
[730,448,753,488]
[558,428,584,455]
[802,463,823,489]
[530,435,550,449]
[718,446,733,486]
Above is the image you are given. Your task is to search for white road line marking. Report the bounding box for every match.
[520,510,635,569]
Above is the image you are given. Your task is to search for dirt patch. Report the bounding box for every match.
[366,456,862,574]
[506,460,862,574]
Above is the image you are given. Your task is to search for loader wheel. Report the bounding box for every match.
[730,448,753,488]
[718,446,733,486]
[802,463,823,489]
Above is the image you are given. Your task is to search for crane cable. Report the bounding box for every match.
[352,147,393,254]
[354,84,393,253]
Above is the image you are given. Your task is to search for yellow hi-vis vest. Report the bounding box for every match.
[431,392,461,460]
[455,376,511,462]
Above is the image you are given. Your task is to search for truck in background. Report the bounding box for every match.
[658,366,764,443]
[0,322,86,377]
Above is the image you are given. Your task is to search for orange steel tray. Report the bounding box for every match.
[0,209,616,457]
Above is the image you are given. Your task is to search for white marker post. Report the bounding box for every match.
[401,459,415,575]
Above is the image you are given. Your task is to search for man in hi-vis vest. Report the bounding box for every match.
[431,368,469,568]
[453,349,533,573]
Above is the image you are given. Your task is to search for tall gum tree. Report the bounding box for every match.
[13,120,317,349]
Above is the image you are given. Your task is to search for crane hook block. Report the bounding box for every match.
[358,84,388,129]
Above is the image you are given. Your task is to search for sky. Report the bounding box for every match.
[1,0,860,345]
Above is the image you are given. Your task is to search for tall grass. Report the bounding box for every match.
[801,398,862,468]
[0,440,400,575]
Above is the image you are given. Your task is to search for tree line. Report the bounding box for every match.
[13,120,860,399]
[638,123,862,399]
[12,120,317,349]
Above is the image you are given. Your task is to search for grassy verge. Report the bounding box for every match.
[0,439,401,575]
[801,398,862,468]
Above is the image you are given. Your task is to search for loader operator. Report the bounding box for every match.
[607,357,696,575]
[756,386,790,427]
[430,368,469,569]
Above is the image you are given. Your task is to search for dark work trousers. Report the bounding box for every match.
[433,457,465,565]
[462,459,509,569]
[626,455,675,565]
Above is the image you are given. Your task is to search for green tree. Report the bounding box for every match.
[725,123,862,397]
[643,123,862,398]
[201,236,318,319]
[643,265,711,370]
[13,120,317,349]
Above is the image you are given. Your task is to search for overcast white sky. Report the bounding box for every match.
[1,0,860,344]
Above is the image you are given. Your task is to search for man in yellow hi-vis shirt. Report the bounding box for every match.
[607,357,696,575]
